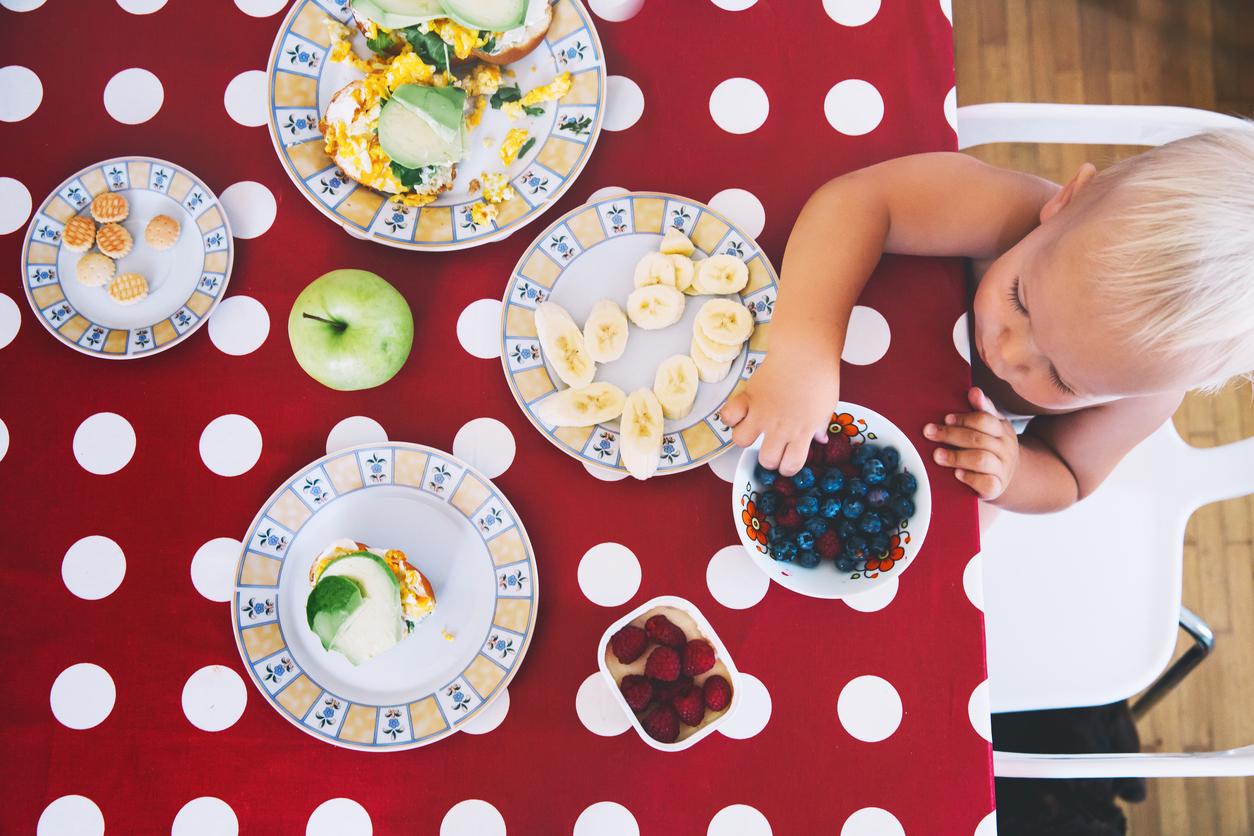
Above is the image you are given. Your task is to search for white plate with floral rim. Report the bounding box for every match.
[231,442,538,751]
[19,156,233,358]
[265,0,605,251]
[500,191,780,477]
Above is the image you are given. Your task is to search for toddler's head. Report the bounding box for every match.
[972,129,1254,409]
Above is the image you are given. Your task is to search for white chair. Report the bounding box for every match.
[958,101,1254,778]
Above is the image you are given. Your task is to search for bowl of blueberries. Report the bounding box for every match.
[732,402,931,599]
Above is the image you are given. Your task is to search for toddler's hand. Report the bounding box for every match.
[718,356,838,476]
[924,387,1019,500]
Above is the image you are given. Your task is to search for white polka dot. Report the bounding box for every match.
[719,672,771,739]
[224,70,267,127]
[841,807,904,836]
[453,417,516,478]
[2,0,45,9]
[974,810,997,836]
[577,542,641,606]
[0,65,42,122]
[0,179,32,234]
[584,461,629,481]
[220,181,276,239]
[173,797,238,836]
[50,664,115,730]
[191,537,243,603]
[307,799,371,836]
[940,0,952,24]
[709,78,769,134]
[709,804,771,836]
[326,416,387,455]
[73,413,136,475]
[38,796,103,836]
[842,306,890,365]
[944,85,957,132]
[441,800,505,836]
[708,188,765,239]
[953,311,971,363]
[461,688,509,734]
[575,802,638,836]
[837,675,902,742]
[824,79,884,136]
[234,0,289,15]
[968,679,991,742]
[576,672,630,736]
[587,185,629,203]
[604,75,644,131]
[587,0,644,22]
[706,545,769,609]
[456,298,502,359]
[199,415,262,477]
[117,0,167,12]
[963,552,984,611]
[823,0,880,26]
[843,576,897,612]
[208,295,270,355]
[103,68,164,124]
[709,0,757,9]
[0,418,8,463]
[62,536,126,600]
[182,665,247,732]
[706,445,740,482]
[0,291,21,346]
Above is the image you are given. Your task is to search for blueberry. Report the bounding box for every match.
[804,518,827,537]
[759,490,780,515]
[792,467,816,491]
[767,525,786,546]
[878,510,900,531]
[846,535,869,560]
[862,458,887,485]
[859,514,883,534]
[795,549,820,568]
[845,478,869,498]
[866,487,890,508]
[870,533,891,555]
[841,499,865,520]
[893,497,916,519]
[755,463,778,486]
[836,519,857,540]
[795,495,820,518]
[771,541,798,562]
[818,469,845,495]
[835,556,856,572]
[820,496,843,519]
[851,443,880,465]
[880,447,901,470]
[893,472,918,496]
[795,531,816,551]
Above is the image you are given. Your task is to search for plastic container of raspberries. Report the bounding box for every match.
[597,595,742,752]
[732,401,932,600]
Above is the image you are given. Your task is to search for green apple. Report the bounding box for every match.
[288,269,414,391]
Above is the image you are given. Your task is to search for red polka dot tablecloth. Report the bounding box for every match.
[0,0,994,833]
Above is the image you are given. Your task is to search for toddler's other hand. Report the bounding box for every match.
[924,387,1019,500]
[718,357,838,476]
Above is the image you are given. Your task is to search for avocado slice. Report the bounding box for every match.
[352,0,444,29]
[306,575,364,650]
[307,552,406,665]
[379,85,466,169]
[438,0,527,30]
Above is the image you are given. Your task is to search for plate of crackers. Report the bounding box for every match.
[20,156,234,358]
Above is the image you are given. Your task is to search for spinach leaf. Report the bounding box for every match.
[390,162,426,189]
[400,26,451,73]
[523,105,545,117]
[490,85,522,109]
[365,28,395,55]
[518,137,536,157]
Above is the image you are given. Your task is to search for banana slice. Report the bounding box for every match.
[619,388,664,480]
[692,324,744,363]
[633,252,678,288]
[660,227,695,256]
[653,354,700,420]
[626,284,686,330]
[535,302,596,388]
[695,298,754,346]
[536,382,627,427]
[669,254,695,292]
[582,299,629,363]
[690,335,734,383]
[692,254,750,295]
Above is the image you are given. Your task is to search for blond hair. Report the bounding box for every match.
[1084,129,1254,391]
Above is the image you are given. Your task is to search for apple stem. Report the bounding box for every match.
[302,312,347,331]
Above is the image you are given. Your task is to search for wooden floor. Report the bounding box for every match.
[953,1,1254,832]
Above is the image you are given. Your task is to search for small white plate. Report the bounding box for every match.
[732,402,932,600]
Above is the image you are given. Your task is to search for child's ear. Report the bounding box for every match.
[1040,162,1098,223]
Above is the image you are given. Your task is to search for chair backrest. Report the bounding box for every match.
[957,102,1251,150]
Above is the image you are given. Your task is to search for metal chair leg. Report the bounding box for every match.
[1130,606,1215,721]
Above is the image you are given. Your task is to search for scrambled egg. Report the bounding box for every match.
[465,95,488,130]
[310,545,435,624]
[458,64,501,97]
[499,128,530,164]
[470,202,498,225]
[428,18,489,60]
[501,71,574,120]
[480,171,515,204]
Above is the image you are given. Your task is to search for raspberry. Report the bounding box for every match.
[703,675,733,712]
[642,703,680,743]
[816,529,842,560]
[773,477,797,497]
[619,674,652,712]
[672,684,706,726]
[774,500,802,529]
[805,443,823,467]
[645,615,687,650]
[644,645,681,681]
[609,625,648,664]
[682,639,716,676]
[652,674,692,704]
[824,434,853,466]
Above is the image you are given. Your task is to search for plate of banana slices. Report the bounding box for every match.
[500,192,780,478]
